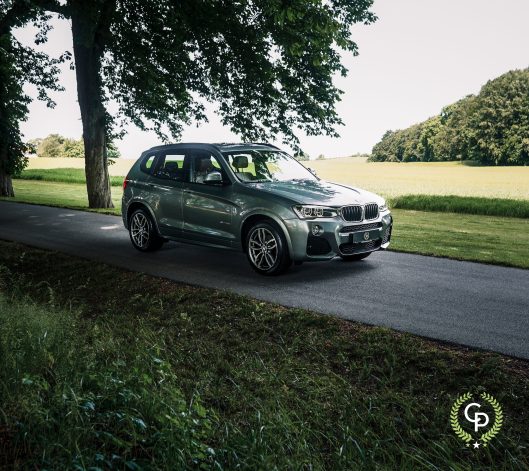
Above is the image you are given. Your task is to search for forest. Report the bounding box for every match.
[370,69,529,165]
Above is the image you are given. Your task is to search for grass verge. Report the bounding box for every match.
[0,241,528,470]
[15,168,125,187]
[390,195,529,219]
[390,209,529,269]
[2,180,122,215]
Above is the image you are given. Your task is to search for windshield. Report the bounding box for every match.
[222,150,317,183]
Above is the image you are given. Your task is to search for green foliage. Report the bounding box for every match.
[389,194,529,219]
[0,34,30,178]
[0,292,213,469]
[30,134,121,159]
[371,69,529,165]
[34,133,66,157]
[0,5,65,185]
[294,151,310,161]
[71,0,376,145]
[1,243,529,469]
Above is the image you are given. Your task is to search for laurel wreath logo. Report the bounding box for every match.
[450,392,503,448]
[450,392,473,443]
[479,392,503,446]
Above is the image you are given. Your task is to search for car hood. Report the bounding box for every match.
[247,179,384,206]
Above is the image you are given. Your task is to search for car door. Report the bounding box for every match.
[181,152,237,246]
[149,152,188,238]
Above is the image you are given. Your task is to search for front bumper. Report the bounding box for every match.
[283,212,393,262]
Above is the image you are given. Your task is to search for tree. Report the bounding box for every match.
[37,133,65,157]
[430,96,476,161]
[370,69,529,166]
[418,116,441,162]
[0,1,63,196]
[28,0,376,207]
[29,133,120,159]
[294,151,310,161]
[62,137,84,158]
[466,70,529,165]
[370,130,406,162]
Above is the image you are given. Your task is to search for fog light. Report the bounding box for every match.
[311,224,323,236]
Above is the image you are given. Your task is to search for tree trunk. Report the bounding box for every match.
[0,103,14,197]
[70,5,114,209]
[0,169,14,197]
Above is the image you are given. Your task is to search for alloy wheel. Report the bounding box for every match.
[248,227,279,271]
[130,212,150,248]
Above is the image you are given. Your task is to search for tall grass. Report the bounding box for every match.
[0,292,212,469]
[16,168,125,186]
[390,194,529,218]
[1,244,529,470]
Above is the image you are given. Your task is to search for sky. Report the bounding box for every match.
[16,0,529,159]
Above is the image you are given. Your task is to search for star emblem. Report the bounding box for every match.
[473,441,481,449]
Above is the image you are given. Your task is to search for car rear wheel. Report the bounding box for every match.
[340,252,371,262]
[129,208,164,252]
[246,221,291,275]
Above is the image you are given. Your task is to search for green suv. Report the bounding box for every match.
[122,143,392,275]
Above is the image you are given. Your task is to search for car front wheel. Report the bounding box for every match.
[246,221,291,275]
[129,208,164,252]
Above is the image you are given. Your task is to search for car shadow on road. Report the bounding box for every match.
[157,241,380,284]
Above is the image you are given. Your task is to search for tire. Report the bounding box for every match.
[340,252,371,262]
[129,208,164,252]
[246,221,292,275]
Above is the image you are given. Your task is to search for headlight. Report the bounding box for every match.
[293,205,338,219]
[379,201,388,212]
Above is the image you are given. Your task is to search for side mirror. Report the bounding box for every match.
[308,167,318,177]
[204,171,223,185]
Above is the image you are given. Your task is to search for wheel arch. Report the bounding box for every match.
[240,211,293,257]
[126,201,162,236]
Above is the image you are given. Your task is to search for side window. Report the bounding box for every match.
[140,154,156,174]
[190,153,225,185]
[227,153,265,182]
[153,154,187,182]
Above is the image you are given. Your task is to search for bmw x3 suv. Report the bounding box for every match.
[122,143,393,275]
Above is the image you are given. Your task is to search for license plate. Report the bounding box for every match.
[351,229,381,243]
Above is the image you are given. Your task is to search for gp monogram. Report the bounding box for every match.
[450,392,503,449]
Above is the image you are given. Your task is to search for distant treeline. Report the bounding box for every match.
[29,134,121,160]
[370,69,529,165]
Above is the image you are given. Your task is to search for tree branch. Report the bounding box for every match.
[29,0,70,17]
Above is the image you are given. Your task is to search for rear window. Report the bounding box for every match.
[153,154,186,182]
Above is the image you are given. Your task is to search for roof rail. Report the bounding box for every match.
[213,142,280,149]
[254,142,280,149]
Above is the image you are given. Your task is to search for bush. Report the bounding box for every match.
[389,194,529,218]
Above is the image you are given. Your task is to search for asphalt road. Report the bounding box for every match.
[1,201,529,359]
